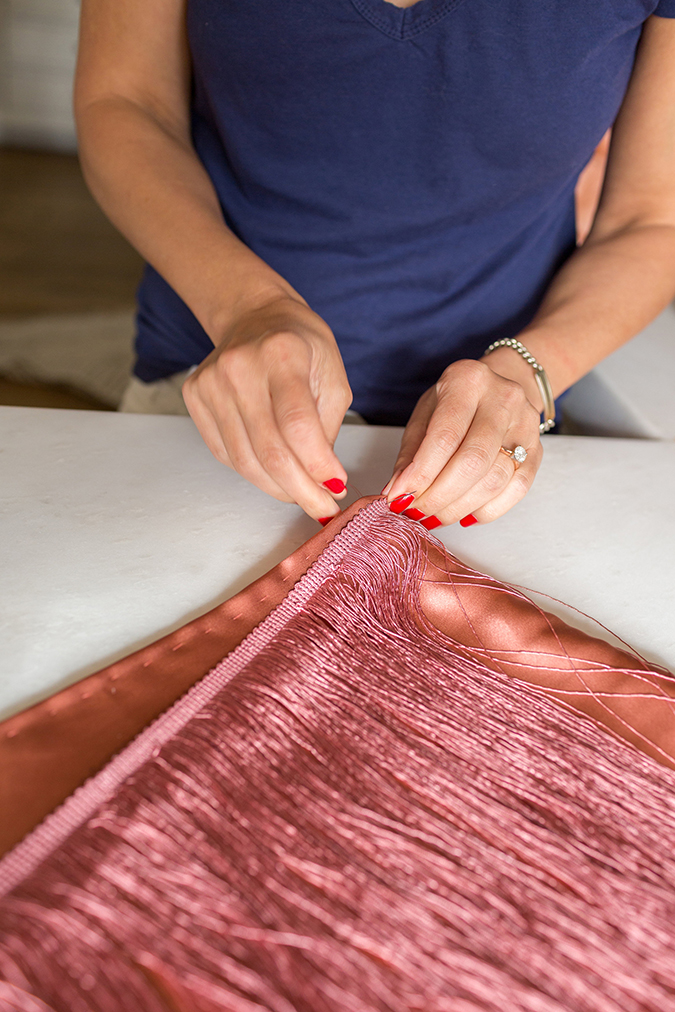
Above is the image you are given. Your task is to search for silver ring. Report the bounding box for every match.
[499,445,528,469]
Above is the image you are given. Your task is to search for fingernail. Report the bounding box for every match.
[459,514,478,527]
[402,508,425,521]
[389,493,414,514]
[318,517,334,527]
[420,515,442,530]
[323,478,346,494]
[381,470,402,496]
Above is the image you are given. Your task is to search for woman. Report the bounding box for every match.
[74,0,675,527]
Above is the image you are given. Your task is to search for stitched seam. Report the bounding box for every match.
[404,0,465,37]
[351,0,397,36]
[351,0,467,41]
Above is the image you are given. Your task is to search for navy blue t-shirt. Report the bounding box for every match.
[135,0,675,425]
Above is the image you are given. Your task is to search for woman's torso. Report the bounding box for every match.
[135,0,662,424]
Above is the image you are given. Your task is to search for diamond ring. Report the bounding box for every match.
[499,445,528,469]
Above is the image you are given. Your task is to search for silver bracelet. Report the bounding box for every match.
[482,338,556,434]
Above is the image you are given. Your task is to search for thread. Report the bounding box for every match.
[1,500,675,1011]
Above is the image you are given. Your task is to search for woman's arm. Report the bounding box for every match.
[484,15,675,411]
[386,15,675,527]
[75,0,351,521]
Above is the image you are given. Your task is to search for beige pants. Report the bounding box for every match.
[119,371,367,424]
[119,371,192,416]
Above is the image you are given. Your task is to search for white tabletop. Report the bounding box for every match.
[1,405,674,720]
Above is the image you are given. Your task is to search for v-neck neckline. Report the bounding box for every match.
[350,0,469,41]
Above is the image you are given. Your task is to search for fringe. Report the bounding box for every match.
[2,501,675,1011]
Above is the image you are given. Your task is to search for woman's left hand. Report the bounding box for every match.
[384,359,543,528]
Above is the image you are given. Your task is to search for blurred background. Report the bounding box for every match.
[0,0,142,412]
[0,0,672,435]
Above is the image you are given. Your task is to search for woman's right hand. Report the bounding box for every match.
[182,295,352,521]
[74,1,351,524]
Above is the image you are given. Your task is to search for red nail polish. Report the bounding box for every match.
[459,514,479,527]
[389,493,414,514]
[323,478,346,494]
[318,517,333,527]
[403,508,425,521]
[420,515,442,530]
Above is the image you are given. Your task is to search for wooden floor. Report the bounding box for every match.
[0,147,143,317]
[0,375,116,411]
[0,147,144,409]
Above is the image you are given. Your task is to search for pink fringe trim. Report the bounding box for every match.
[2,500,675,1011]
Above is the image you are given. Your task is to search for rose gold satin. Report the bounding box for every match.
[419,540,675,769]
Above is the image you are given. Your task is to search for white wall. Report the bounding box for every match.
[0,0,80,150]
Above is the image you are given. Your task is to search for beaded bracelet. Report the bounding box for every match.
[483,338,556,434]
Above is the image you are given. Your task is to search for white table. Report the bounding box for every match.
[1,406,674,720]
